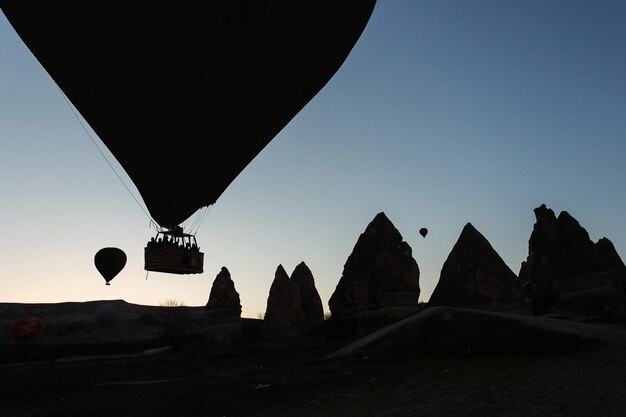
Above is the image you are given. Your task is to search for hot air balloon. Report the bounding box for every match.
[0,1,377,274]
[95,305,118,329]
[145,226,204,274]
[94,247,127,285]
[9,316,44,343]
[419,227,428,238]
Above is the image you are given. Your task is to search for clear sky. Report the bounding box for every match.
[1,1,625,318]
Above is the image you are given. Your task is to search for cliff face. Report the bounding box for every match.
[519,204,626,317]
[429,223,525,311]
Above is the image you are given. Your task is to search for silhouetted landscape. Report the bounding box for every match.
[2,0,625,415]
[3,204,626,416]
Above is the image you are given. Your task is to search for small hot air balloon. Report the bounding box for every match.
[9,316,44,343]
[94,247,127,285]
[95,305,118,329]
[419,227,428,238]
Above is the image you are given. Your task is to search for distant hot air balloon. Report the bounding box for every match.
[0,1,378,275]
[9,316,44,343]
[94,247,127,285]
[419,227,428,238]
[95,305,118,329]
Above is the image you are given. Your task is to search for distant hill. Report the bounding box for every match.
[0,299,206,345]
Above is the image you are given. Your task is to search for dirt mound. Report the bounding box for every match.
[327,306,626,359]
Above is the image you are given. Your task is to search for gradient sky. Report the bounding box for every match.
[1,1,625,318]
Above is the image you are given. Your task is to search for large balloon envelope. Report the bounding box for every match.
[95,247,127,285]
[0,1,377,228]
[419,227,428,238]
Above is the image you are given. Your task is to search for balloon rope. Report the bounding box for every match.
[56,85,155,225]
[196,206,211,232]
[187,206,211,235]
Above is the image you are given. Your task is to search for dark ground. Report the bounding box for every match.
[3,306,626,417]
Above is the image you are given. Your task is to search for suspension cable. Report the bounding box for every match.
[56,84,214,236]
[186,208,202,233]
[56,85,156,225]
[187,206,211,235]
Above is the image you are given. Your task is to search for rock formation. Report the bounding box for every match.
[428,223,526,311]
[290,261,325,335]
[263,264,302,337]
[205,266,242,320]
[328,211,420,338]
[262,262,325,338]
[519,204,626,318]
[204,266,243,355]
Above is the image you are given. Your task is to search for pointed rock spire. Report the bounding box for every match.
[291,261,325,334]
[263,264,302,337]
[205,266,242,320]
[429,223,525,310]
[204,266,243,355]
[328,212,420,339]
[519,204,626,317]
[329,212,420,316]
[262,262,325,337]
